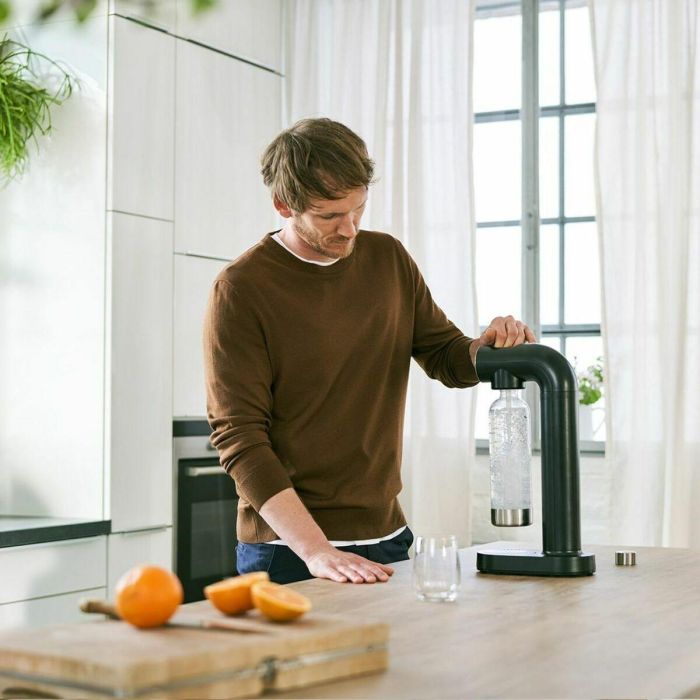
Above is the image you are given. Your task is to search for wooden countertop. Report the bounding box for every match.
[271,542,700,699]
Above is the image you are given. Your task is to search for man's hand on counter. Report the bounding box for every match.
[259,488,394,584]
[305,547,394,584]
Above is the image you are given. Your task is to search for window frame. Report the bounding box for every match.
[474,0,603,454]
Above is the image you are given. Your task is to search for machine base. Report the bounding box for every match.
[476,548,596,577]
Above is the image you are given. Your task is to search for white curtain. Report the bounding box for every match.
[285,0,478,543]
[590,0,700,546]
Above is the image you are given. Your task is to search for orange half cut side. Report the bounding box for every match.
[204,571,270,615]
[250,581,312,622]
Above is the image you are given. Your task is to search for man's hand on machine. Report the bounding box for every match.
[469,315,537,364]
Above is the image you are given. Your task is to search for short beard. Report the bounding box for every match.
[293,220,355,259]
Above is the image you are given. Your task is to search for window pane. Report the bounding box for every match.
[564,222,601,324]
[476,226,522,325]
[474,121,521,222]
[541,335,562,353]
[539,6,560,107]
[564,113,595,217]
[474,14,521,113]
[565,335,605,442]
[565,335,602,375]
[565,6,596,105]
[539,116,559,219]
[540,224,559,325]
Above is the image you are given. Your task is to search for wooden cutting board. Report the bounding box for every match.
[0,600,388,699]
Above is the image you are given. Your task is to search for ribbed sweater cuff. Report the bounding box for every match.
[229,444,294,511]
[448,338,480,387]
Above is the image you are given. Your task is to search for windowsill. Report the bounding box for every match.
[475,439,606,456]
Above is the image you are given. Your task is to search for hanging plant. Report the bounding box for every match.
[0,35,74,185]
[0,0,218,26]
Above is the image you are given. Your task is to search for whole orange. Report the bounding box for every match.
[115,565,183,629]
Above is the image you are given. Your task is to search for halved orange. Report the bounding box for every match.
[204,572,270,615]
[250,581,312,622]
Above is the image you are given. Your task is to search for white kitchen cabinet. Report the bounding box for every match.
[108,16,175,220]
[109,213,173,531]
[0,588,107,631]
[0,537,106,606]
[173,254,228,417]
[174,41,282,260]
[110,0,176,33]
[107,527,173,598]
[176,0,283,72]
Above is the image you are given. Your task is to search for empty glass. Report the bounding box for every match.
[412,535,461,602]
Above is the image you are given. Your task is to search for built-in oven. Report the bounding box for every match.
[173,419,238,603]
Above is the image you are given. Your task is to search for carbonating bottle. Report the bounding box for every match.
[488,389,532,526]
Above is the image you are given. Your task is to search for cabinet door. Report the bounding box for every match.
[176,0,283,72]
[109,213,173,531]
[173,255,228,417]
[107,527,173,598]
[175,41,282,260]
[0,537,107,606]
[0,588,107,631]
[108,15,175,219]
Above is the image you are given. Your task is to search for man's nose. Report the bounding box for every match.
[337,214,358,238]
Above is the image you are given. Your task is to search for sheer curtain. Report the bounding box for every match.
[590,0,700,546]
[284,0,478,543]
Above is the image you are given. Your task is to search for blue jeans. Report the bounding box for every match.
[236,527,414,584]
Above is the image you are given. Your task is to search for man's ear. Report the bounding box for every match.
[273,196,294,218]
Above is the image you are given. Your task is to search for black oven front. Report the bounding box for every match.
[173,420,238,603]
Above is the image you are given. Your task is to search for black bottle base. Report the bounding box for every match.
[476,548,596,577]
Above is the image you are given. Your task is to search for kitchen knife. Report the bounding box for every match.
[79,599,276,634]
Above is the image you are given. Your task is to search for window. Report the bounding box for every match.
[473,0,604,448]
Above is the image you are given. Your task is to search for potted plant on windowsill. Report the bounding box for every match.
[576,356,605,442]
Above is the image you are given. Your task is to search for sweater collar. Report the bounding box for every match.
[262,231,357,275]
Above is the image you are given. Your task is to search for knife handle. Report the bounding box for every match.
[80,599,120,619]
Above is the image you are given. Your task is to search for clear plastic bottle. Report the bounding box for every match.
[488,389,532,526]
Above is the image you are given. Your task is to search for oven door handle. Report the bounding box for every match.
[185,466,224,477]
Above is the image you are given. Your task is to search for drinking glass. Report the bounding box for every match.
[412,535,461,602]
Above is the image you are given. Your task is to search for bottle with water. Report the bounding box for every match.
[488,389,532,526]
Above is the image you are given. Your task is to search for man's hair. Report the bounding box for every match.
[261,118,375,213]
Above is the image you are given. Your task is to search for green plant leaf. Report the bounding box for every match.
[0,36,75,185]
[0,0,11,24]
[75,0,97,23]
[37,0,61,21]
[192,0,217,14]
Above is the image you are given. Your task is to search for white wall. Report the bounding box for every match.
[0,1,284,522]
[0,13,108,519]
[0,0,285,629]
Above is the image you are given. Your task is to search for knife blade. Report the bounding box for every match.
[79,599,275,634]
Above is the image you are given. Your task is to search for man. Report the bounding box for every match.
[204,118,535,585]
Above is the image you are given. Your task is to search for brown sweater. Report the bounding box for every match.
[203,231,478,543]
